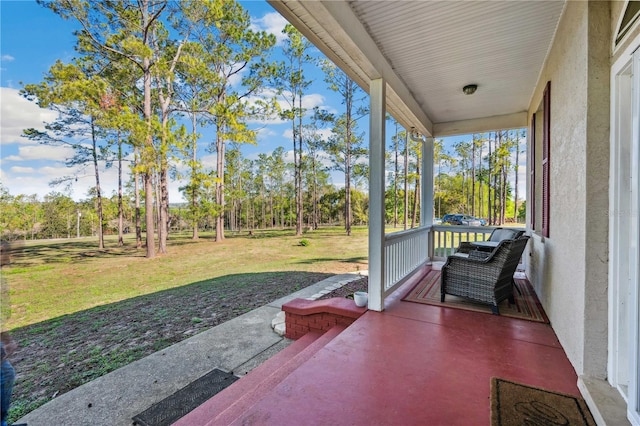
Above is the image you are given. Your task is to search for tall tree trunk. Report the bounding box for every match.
[471,135,476,216]
[412,163,420,228]
[404,131,409,230]
[487,133,495,225]
[312,158,319,230]
[191,115,199,240]
[270,185,274,228]
[159,163,169,253]
[280,191,285,228]
[144,172,155,257]
[478,136,484,220]
[394,122,399,228]
[134,149,142,249]
[117,131,124,246]
[295,94,304,236]
[514,130,520,222]
[215,124,226,242]
[155,173,161,241]
[90,118,105,250]
[492,132,500,225]
[345,110,352,236]
[143,54,155,258]
[261,184,266,228]
[437,157,441,219]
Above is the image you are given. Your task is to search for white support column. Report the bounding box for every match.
[368,78,386,311]
[421,137,434,227]
[422,137,435,260]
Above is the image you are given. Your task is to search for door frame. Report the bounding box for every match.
[610,35,640,425]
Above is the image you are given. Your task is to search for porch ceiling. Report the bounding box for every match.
[268,0,566,137]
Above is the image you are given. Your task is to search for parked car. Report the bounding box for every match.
[444,214,482,226]
[442,214,457,225]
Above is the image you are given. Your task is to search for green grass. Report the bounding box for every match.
[3,226,369,330]
[2,223,522,423]
[3,226,371,423]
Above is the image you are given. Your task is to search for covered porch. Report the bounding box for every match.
[264,3,640,425]
[267,0,558,313]
[177,268,587,425]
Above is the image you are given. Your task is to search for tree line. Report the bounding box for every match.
[0,125,525,244]
[5,0,373,257]
[433,130,526,225]
[0,1,525,253]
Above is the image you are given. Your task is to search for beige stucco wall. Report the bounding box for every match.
[527,1,610,378]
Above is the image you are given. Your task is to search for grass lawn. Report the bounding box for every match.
[1,226,369,422]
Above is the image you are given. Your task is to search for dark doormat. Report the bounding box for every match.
[491,378,596,426]
[132,368,239,426]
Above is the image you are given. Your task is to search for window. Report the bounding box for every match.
[531,82,550,237]
[615,1,640,47]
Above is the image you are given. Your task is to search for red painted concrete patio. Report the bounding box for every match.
[177,268,580,425]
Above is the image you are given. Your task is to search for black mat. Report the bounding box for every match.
[491,378,596,426]
[132,368,239,426]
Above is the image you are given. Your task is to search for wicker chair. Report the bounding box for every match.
[455,227,525,256]
[440,236,530,314]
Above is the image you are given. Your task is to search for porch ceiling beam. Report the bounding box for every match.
[269,0,433,137]
[433,112,528,137]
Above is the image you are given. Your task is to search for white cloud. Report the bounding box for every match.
[301,93,325,110]
[228,71,243,88]
[282,129,293,140]
[199,153,217,166]
[1,55,15,62]
[282,149,295,163]
[316,128,333,140]
[256,127,277,139]
[1,156,192,202]
[11,144,76,162]
[251,12,288,45]
[0,87,57,145]
[9,166,35,173]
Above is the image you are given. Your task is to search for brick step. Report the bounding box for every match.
[173,325,346,426]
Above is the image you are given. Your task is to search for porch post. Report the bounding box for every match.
[422,137,435,260]
[368,78,386,311]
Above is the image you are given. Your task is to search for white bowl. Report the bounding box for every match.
[354,291,368,307]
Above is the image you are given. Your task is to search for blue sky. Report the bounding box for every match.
[1,0,348,202]
[0,1,517,204]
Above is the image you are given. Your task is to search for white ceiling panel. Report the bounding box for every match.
[270,0,566,136]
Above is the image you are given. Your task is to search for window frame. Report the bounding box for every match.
[542,81,551,238]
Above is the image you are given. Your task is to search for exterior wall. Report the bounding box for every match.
[528,1,610,378]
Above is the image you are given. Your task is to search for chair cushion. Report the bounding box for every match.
[450,252,469,258]
[489,228,520,242]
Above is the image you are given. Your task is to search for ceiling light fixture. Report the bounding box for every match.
[410,127,426,143]
[463,84,478,95]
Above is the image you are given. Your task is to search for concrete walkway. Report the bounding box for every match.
[17,273,366,426]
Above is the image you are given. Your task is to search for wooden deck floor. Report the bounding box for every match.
[182,269,579,425]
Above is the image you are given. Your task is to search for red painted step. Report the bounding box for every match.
[173,325,346,426]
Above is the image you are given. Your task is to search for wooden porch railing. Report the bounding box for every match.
[383,226,429,296]
[430,225,492,261]
[380,225,526,307]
